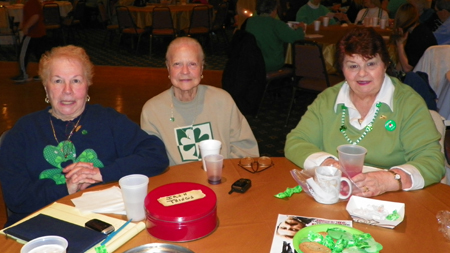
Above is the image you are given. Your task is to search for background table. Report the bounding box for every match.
[128,4,212,31]
[286,24,392,74]
[1,157,450,252]
[0,1,72,45]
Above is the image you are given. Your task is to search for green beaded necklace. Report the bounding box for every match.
[339,102,381,145]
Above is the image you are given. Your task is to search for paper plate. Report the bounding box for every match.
[122,243,194,253]
[293,224,364,253]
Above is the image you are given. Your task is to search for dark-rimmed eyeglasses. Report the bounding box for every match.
[238,156,274,173]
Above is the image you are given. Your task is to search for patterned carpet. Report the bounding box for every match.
[0,27,317,157]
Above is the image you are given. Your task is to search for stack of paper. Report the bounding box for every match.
[71,186,126,214]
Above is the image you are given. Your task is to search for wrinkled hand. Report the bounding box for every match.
[395,28,409,45]
[351,171,397,197]
[63,162,103,194]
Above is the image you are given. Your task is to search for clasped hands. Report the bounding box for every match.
[63,162,103,194]
[320,158,406,197]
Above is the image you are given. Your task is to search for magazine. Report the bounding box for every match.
[269,214,352,253]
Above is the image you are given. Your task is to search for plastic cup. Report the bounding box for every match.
[322,17,329,27]
[380,18,387,29]
[314,20,321,31]
[372,17,378,27]
[199,140,221,171]
[337,144,367,178]
[119,174,149,221]
[21,236,68,253]
[204,154,223,184]
[364,17,371,27]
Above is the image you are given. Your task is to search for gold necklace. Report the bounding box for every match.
[49,115,82,158]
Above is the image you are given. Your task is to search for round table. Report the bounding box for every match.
[1,157,450,252]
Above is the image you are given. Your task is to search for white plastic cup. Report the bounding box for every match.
[21,236,68,253]
[119,174,149,222]
[204,154,223,184]
[380,18,387,29]
[372,17,378,27]
[322,17,329,27]
[199,139,222,171]
[314,20,321,31]
[337,144,367,178]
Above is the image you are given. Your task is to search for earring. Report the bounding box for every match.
[86,95,90,102]
[168,75,170,79]
[201,75,204,79]
[45,97,49,103]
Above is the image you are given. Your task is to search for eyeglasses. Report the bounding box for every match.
[238,156,273,173]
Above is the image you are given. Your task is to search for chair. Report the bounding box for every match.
[0,6,20,55]
[285,40,344,126]
[98,1,119,45]
[116,6,150,54]
[414,45,450,120]
[429,110,450,185]
[43,3,66,45]
[149,7,177,58]
[209,2,229,49]
[63,0,86,43]
[183,5,212,52]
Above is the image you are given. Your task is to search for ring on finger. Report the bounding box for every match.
[363,187,369,193]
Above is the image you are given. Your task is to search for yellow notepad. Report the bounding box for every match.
[0,202,146,253]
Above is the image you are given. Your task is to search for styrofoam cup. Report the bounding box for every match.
[21,236,68,253]
[314,20,321,31]
[199,140,222,171]
[119,174,149,221]
[372,17,378,27]
[323,17,329,27]
[380,18,387,29]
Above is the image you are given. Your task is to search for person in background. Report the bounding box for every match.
[246,0,305,72]
[353,0,389,24]
[141,37,259,166]
[391,3,437,73]
[296,0,338,25]
[388,0,408,17]
[0,45,169,226]
[285,27,444,197]
[408,0,442,31]
[433,0,450,44]
[11,0,47,83]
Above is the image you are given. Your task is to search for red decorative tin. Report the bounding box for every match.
[144,182,218,242]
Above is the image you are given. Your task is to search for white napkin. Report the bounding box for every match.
[71,186,126,215]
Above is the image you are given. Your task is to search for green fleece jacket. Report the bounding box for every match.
[285,77,445,187]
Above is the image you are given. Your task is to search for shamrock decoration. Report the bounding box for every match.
[41,140,104,185]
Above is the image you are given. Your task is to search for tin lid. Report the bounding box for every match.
[145,182,217,222]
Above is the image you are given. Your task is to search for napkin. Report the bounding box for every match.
[71,186,126,215]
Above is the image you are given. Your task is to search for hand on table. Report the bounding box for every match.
[351,170,408,197]
[63,162,103,194]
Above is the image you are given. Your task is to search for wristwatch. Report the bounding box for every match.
[387,170,402,191]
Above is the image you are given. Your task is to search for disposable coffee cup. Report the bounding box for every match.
[323,17,329,27]
[314,20,321,31]
[119,174,149,221]
[21,236,68,253]
[380,18,387,29]
[372,17,378,27]
[204,154,224,184]
[199,139,222,171]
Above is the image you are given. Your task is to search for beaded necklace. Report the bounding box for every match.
[339,102,381,144]
[49,115,82,158]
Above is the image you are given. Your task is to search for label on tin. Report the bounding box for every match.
[157,190,206,206]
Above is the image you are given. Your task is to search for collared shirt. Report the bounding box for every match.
[305,74,423,190]
[434,17,450,45]
[308,1,320,9]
